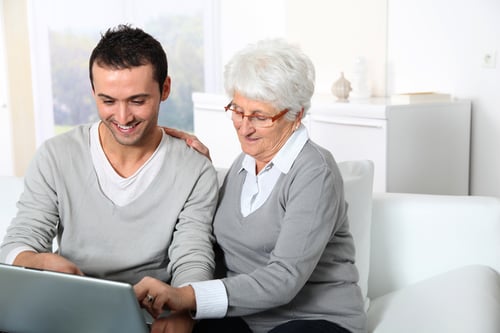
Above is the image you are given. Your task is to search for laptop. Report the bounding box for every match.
[0,263,151,333]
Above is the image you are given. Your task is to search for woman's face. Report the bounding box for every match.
[230,92,300,170]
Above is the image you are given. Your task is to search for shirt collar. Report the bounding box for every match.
[238,124,309,175]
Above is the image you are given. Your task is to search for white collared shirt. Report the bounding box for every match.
[239,124,309,216]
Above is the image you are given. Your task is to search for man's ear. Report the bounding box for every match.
[161,76,171,101]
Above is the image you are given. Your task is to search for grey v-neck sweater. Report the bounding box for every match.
[0,124,219,286]
[214,140,366,333]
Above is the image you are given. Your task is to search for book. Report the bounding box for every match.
[390,92,452,104]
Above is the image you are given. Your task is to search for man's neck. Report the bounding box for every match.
[98,123,163,178]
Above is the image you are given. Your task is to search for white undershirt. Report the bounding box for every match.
[90,122,167,206]
[189,124,309,319]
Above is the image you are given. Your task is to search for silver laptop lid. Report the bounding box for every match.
[0,263,150,333]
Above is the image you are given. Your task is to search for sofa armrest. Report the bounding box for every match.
[367,264,500,333]
[0,176,24,242]
[368,192,500,299]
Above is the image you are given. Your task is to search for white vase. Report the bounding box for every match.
[331,72,352,102]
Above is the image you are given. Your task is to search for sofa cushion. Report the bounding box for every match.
[338,160,374,309]
[0,176,24,242]
[367,265,500,333]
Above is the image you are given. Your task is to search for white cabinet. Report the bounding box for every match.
[307,96,471,194]
[193,93,471,195]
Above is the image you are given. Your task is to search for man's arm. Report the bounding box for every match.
[0,142,78,275]
[13,251,83,275]
[166,153,219,287]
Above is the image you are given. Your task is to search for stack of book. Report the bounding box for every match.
[390,92,452,104]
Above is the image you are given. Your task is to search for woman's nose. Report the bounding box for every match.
[237,116,256,134]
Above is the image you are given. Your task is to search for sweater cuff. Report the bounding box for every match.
[5,246,37,265]
[189,279,228,319]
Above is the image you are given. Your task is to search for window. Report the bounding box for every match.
[29,0,216,144]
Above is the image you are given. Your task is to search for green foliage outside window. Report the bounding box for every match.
[50,14,203,133]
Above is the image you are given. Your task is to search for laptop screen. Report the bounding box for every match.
[0,263,150,333]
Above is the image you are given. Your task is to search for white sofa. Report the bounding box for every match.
[0,176,24,243]
[1,161,499,332]
[368,193,500,332]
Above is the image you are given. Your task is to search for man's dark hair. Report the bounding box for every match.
[89,24,168,93]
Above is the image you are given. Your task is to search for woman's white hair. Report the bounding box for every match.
[224,38,315,121]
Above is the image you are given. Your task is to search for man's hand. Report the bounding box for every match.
[13,251,84,275]
[162,127,211,161]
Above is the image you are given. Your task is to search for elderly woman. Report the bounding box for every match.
[135,39,366,333]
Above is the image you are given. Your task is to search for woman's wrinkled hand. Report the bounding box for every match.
[149,310,195,333]
[134,276,196,319]
[162,127,211,161]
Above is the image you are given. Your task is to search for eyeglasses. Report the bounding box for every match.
[224,102,289,128]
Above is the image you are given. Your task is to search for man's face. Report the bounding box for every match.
[91,63,170,147]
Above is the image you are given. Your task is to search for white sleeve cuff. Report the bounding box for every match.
[4,246,37,265]
[189,279,228,319]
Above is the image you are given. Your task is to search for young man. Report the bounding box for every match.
[0,25,218,332]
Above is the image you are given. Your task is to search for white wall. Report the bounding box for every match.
[0,0,14,175]
[286,0,387,97]
[216,0,286,94]
[1,0,36,177]
[386,0,500,196]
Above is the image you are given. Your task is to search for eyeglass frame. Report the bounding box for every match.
[224,101,290,128]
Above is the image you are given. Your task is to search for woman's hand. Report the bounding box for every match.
[162,127,211,161]
[150,311,195,333]
[134,276,197,319]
